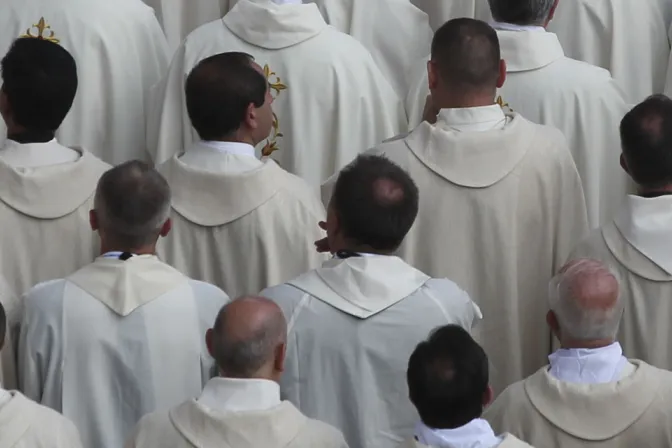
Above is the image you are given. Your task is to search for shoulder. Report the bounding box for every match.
[569,228,610,261]
[15,392,80,434]
[299,415,349,447]
[24,279,68,310]
[273,167,325,217]
[186,19,229,43]
[261,282,307,304]
[551,57,627,100]
[486,378,530,417]
[312,26,379,61]
[423,278,470,301]
[187,280,230,303]
[511,115,570,155]
[134,408,173,434]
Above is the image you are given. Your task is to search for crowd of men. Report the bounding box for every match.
[0,0,671,447]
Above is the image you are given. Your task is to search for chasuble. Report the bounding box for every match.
[0,0,170,164]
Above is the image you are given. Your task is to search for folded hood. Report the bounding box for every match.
[497,30,565,72]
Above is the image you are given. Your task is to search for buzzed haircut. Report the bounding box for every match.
[431,18,500,92]
[332,155,419,252]
[94,160,171,248]
[620,95,672,190]
[487,0,556,26]
[407,325,489,429]
[185,52,267,141]
[1,37,78,131]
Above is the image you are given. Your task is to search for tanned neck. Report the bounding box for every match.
[99,242,157,256]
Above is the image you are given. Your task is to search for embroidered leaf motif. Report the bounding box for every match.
[261,64,287,157]
[21,17,60,43]
[496,95,513,112]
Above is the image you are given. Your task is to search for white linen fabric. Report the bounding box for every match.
[0,139,78,167]
[196,378,281,413]
[548,343,629,384]
[415,419,502,448]
[398,435,533,448]
[410,0,492,31]
[179,141,262,174]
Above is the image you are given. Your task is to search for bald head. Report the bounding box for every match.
[209,296,287,379]
[548,259,623,343]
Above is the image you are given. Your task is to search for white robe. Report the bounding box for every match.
[485,361,672,448]
[0,0,170,165]
[409,0,492,31]
[569,195,672,372]
[147,0,406,186]
[18,255,229,448]
[398,435,533,448]
[0,391,84,448]
[261,255,482,448]
[548,0,669,104]
[157,145,327,299]
[327,110,589,394]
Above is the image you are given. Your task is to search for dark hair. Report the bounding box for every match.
[431,18,500,91]
[1,37,78,131]
[331,155,419,251]
[185,52,267,140]
[620,95,672,189]
[407,325,489,429]
[487,0,556,26]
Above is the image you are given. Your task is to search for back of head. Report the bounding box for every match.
[488,0,556,25]
[331,155,419,252]
[185,52,267,141]
[431,18,500,94]
[0,37,77,131]
[549,259,623,342]
[620,94,672,190]
[94,161,171,249]
[408,325,489,429]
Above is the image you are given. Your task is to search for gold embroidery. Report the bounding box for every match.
[21,17,60,43]
[261,64,287,157]
[496,95,513,113]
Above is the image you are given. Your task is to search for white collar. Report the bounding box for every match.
[199,141,257,158]
[271,0,302,3]
[415,419,503,448]
[491,21,546,32]
[548,342,628,384]
[436,105,508,133]
[0,138,80,168]
[197,377,281,413]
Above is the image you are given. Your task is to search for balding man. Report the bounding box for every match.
[126,297,348,448]
[264,154,482,448]
[336,18,588,395]
[18,161,229,448]
[570,95,672,371]
[485,259,672,448]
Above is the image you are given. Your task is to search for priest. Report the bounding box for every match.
[0,0,169,164]
[570,96,672,371]
[147,0,405,186]
[485,259,672,448]
[157,52,327,298]
[126,296,348,448]
[18,161,229,448]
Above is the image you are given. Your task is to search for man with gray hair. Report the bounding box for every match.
[484,259,672,448]
[126,296,348,448]
[18,161,230,448]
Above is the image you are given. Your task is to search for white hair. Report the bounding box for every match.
[548,259,624,341]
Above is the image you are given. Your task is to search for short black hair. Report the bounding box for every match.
[331,155,419,251]
[1,37,77,131]
[487,0,556,26]
[185,52,267,141]
[407,325,489,429]
[620,95,672,190]
[431,18,500,92]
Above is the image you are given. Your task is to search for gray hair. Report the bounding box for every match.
[488,0,555,26]
[94,160,171,248]
[548,259,624,341]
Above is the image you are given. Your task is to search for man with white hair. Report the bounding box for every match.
[126,297,348,448]
[485,259,672,448]
[18,161,229,448]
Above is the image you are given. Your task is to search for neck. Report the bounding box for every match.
[638,186,672,198]
[561,338,615,350]
[7,128,55,144]
[215,133,257,147]
[432,91,496,110]
[99,242,157,256]
[333,242,395,256]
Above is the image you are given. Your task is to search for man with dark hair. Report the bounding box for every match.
[263,154,481,448]
[19,161,229,448]
[157,51,327,298]
[400,325,532,448]
[127,296,348,448]
[569,95,672,372]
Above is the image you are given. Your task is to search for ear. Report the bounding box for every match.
[245,101,259,131]
[159,218,172,238]
[274,342,287,374]
[89,210,99,231]
[427,60,439,91]
[497,60,507,89]
[205,328,215,358]
[482,385,494,408]
[546,310,560,337]
[547,0,560,23]
[0,88,9,124]
[620,153,630,175]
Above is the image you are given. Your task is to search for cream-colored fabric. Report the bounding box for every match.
[157,152,327,298]
[179,141,262,174]
[0,139,78,168]
[410,0,492,31]
[126,399,348,448]
[325,112,589,394]
[548,0,669,103]
[262,256,482,448]
[569,195,672,371]
[485,361,672,447]
[0,391,83,448]
[147,0,405,186]
[0,275,19,392]
[398,434,534,448]
[18,258,229,448]
[196,378,281,413]
[0,0,170,165]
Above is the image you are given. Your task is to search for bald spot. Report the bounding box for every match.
[373,177,405,205]
[560,259,620,314]
[214,296,287,344]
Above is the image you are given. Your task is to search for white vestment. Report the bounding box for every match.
[126,377,348,448]
[548,0,669,104]
[407,30,631,227]
[0,0,170,165]
[0,277,18,392]
[485,360,672,448]
[147,0,405,186]
[0,391,83,448]
[261,255,482,448]
[157,144,327,298]
[409,0,492,31]
[569,195,672,371]
[399,434,532,448]
[18,255,229,448]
